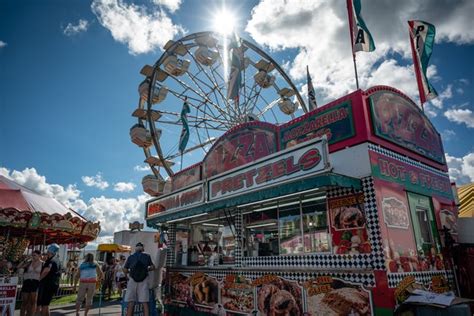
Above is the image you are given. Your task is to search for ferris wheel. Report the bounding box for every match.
[130,31,308,196]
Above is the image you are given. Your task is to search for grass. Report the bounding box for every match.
[50,292,121,306]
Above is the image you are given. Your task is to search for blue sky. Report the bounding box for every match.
[1,0,473,242]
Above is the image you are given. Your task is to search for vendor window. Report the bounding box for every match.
[302,199,330,253]
[243,193,329,257]
[177,211,236,266]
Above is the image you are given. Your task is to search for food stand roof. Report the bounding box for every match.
[97,243,132,252]
[458,182,474,217]
[147,172,361,226]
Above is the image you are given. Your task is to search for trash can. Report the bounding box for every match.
[121,289,159,316]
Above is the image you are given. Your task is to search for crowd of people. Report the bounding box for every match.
[12,242,156,316]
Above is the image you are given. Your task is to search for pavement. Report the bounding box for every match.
[14,300,123,316]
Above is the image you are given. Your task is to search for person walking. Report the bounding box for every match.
[101,257,116,300]
[115,255,127,298]
[37,244,61,316]
[18,250,43,316]
[123,242,155,316]
[74,253,103,316]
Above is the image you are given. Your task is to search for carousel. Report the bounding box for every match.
[0,175,100,271]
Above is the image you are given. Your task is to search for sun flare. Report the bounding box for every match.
[213,9,236,35]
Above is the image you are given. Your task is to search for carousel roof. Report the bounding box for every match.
[0,175,100,245]
[0,175,85,218]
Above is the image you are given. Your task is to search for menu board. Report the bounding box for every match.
[328,194,371,255]
[304,276,372,315]
[253,275,303,316]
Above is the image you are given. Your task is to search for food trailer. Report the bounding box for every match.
[144,85,457,315]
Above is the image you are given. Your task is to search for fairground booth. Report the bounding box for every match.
[144,85,458,315]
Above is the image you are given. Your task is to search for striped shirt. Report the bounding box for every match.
[79,262,97,283]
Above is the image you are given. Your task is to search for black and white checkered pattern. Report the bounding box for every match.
[361,177,385,270]
[367,144,447,177]
[169,267,376,287]
[166,224,177,267]
[387,270,454,288]
[235,209,243,267]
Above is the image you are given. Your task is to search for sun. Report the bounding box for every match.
[212,9,236,35]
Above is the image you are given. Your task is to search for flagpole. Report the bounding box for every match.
[180,152,183,171]
[347,0,360,90]
[352,53,360,90]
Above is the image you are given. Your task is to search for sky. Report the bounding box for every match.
[0,0,473,245]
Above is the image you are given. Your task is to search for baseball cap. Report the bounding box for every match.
[47,243,60,254]
[136,242,144,247]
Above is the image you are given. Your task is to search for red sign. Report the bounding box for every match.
[208,138,328,201]
[370,151,452,198]
[147,184,204,217]
[369,90,444,164]
[172,163,201,191]
[203,124,278,178]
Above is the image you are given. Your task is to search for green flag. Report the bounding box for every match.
[179,98,190,153]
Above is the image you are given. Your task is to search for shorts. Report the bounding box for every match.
[37,283,58,306]
[124,277,149,303]
[22,279,40,293]
[76,282,96,307]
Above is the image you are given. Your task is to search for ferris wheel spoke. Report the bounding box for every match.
[165,137,217,161]
[168,75,232,125]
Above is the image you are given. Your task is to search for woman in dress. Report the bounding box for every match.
[19,250,43,316]
[75,253,103,316]
[115,255,127,298]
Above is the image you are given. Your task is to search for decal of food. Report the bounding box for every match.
[334,207,365,229]
[307,288,370,316]
[192,275,218,305]
[257,278,302,316]
[382,197,409,228]
[169,273,191,302]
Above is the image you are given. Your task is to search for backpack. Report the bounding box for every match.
[130,254,148,282]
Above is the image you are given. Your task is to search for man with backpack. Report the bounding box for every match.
[123,242,155,316]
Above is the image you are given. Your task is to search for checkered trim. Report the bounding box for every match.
[166,224,176,267]
[367,143,447,177]
[234,208,243,267]
[387,270,454,288]
[361,177,385,270]
[242,179,385,271]
[169,268,376,288]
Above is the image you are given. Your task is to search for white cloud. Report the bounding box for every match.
[0,41,7,48]
[440,129,456,141]
[152,0,182,13]
[246,0,473,102]
[1,167,149,244]
[444,108,474,128]
[63,19,89,36]
[446,153,474,185]
[81,172,109,190]
[134,165,149,172]
[114,182,136,192]
[91,0,185,55]
[0,167,87,212]
[84,194,148,236]
[430,85,452,109]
